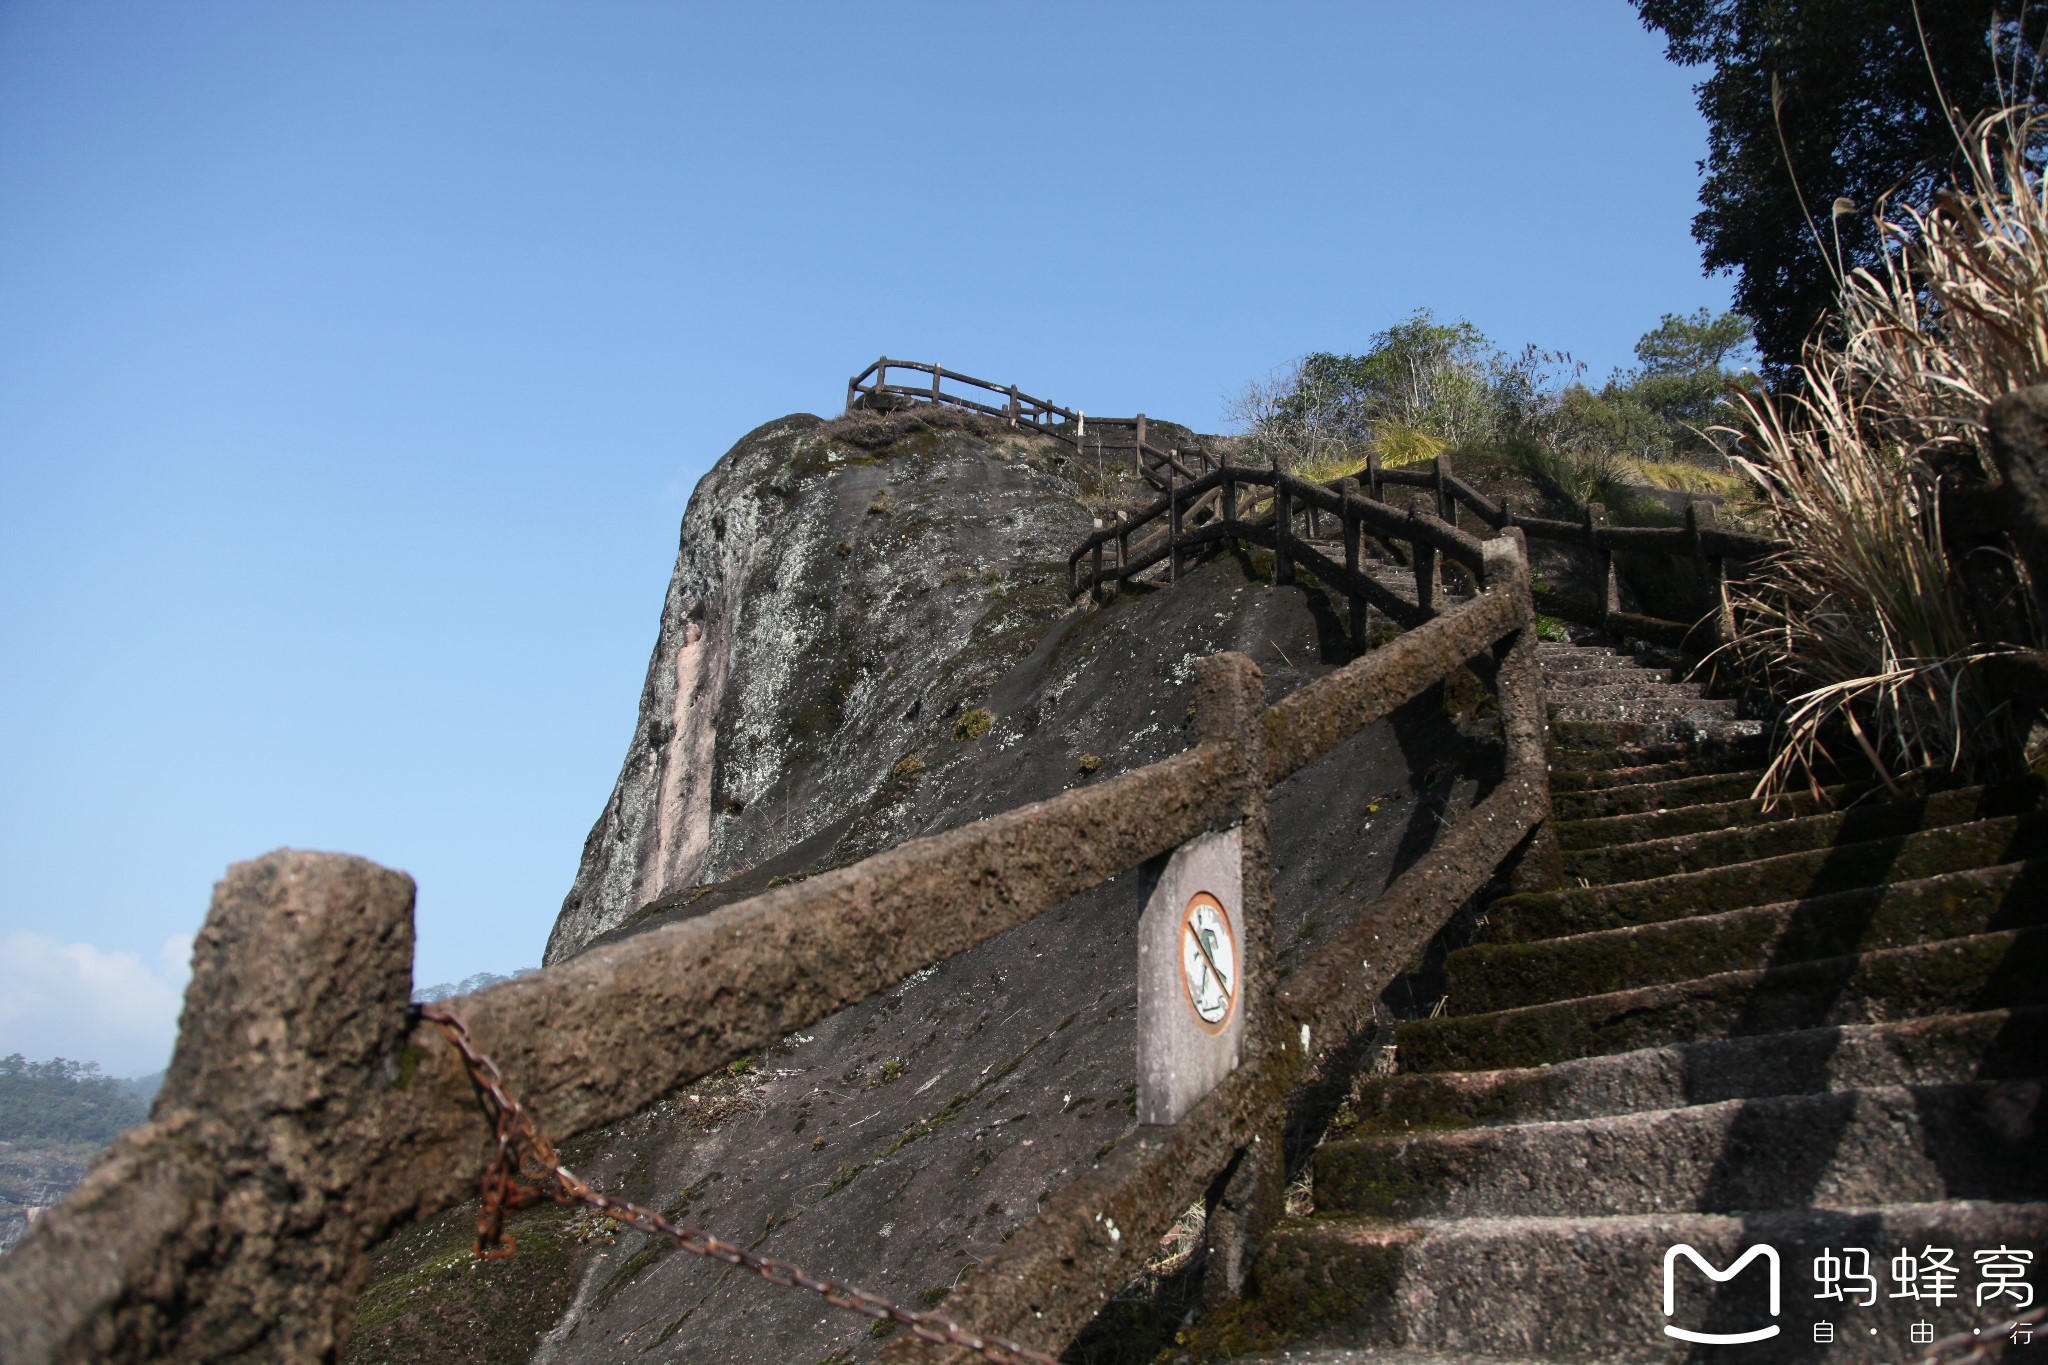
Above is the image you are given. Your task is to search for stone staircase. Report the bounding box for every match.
[1197,633,2048,1363]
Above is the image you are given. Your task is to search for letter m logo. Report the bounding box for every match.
[1663,1243,1781,1344]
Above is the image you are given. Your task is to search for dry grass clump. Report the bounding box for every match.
[1719,107,2048,802]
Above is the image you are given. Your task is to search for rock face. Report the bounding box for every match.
[546,410,1100,963]
[345,410,1505,1365]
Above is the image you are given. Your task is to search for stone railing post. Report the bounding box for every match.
[1483,531,1561,892]
[1588,502,1619,624]
[1168,455,1182,583]
[1340,476,1367,647]
[1187,653,1277,1301]
[1409,496,1439,617]
[1688,501,1734,645]
[0,851,421,1364]
[1274,480,1295,587]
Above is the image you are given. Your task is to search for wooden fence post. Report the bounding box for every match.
[1222,471,1238,550]
[0,851,423,1364]
[1410,496,1439,617]
[1588,503,1618,624]
[1690,501,1734,645]
[1187,652,1278,1302]
[1274,480,1295,586]
[1341,476,1367,647]
[1168,457,1182,583]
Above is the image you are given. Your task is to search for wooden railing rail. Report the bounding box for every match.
[1069,447,1790,650]
[846,357,1081,440]
[841,362,1222,495]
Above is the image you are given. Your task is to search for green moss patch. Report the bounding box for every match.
[344,1202,581,1365]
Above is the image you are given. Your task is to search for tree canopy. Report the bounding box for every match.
[1632,0,2048,373]
[0,1054,150,1146]
[1245,307,1755,469]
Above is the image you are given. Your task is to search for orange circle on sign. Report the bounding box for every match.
[1179,892,1238,1035]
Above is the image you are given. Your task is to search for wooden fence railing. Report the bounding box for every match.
[1068,413,1221,491]
[842,359,1217,494]
[0,526,1549,1363]
[846,358,1082,443]
[1070,448,1788,650]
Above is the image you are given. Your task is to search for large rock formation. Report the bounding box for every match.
[345,408,1501,1365]
[546,409,1100,963]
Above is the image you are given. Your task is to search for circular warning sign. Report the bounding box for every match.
[1179,892,1238,1034]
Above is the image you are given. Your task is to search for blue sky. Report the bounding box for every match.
[0,2,1731,1075]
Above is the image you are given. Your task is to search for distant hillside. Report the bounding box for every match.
[411,970,534,1004]
[0,1056,148,1147]
[0,1055,157,1254]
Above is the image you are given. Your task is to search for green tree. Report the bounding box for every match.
[1616,307,1758,449]
[1249,310,1502,457]
[1631,0,2048,373]
[0,1054,148,1145]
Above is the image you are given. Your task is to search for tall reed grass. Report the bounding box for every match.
[1719,107,2048,802]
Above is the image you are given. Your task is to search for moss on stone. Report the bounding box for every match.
[344,1203,580,1365]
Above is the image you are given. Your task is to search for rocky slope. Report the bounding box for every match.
[347,409,1509,1365]
[546,408,1112,962]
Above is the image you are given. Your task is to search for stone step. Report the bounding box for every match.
[1396,927,2048,1073]
[1534,644,1628,665]
[1548,679,1707,704]
[1547,696,1743,726]
[1488,813,2048,944]
[1239,1202,2048,1361]
[1452,861,2048,1013]
[1556,785,1846,850]
[1551,768,1769,820]
[1559,782,2045,885]
[1342,1009,2048,1134]
[1539,666,1677,689]
[1314,1082,2047,1220]
[1547,733,1769,777]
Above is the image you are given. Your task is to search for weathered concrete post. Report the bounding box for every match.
[1688,501,1735,645]
[1340,476,1368,647]
[1168,455,1182,583]
[1273,481,1295,587]
[1989,386,2048,619]
[1409,496,1439,617]
[1484,531,1561,892]
[1186,654,1279,1301]
[0,850,420,1364]
[1588,502,1619,625]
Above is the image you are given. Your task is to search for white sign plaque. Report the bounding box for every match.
[1137,826,1245,1125]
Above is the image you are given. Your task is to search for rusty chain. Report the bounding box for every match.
[415,1003,1057,1365]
